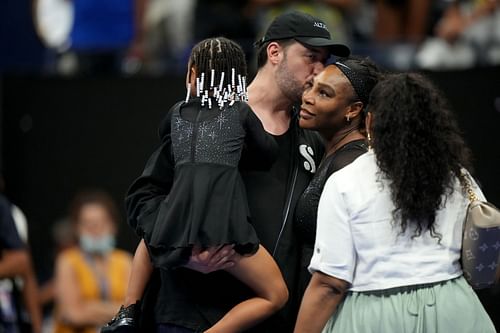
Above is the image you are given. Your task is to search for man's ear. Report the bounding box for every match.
[267,41,283,65]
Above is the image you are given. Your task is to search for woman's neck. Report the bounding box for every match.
[323,127,365,157]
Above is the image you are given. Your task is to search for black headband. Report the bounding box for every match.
[334,61,372,106]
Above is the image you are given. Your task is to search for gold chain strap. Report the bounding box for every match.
[459,171,479,203]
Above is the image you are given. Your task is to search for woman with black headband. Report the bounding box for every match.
[294,56,382,305]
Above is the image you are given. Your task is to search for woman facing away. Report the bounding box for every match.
[294,73,496,333]
[102,37,288,333]
[294,56,382,305]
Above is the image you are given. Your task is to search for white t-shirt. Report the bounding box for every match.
[309,151,484,292]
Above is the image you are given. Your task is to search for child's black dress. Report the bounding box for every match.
[142,98,278,269]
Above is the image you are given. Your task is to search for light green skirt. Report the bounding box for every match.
[323,277,496,333]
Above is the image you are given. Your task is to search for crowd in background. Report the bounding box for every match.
[1,183,132,333]
[1,0,500,75]
[1,1,500,333]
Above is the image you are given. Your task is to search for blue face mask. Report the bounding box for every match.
[79,234,115,255]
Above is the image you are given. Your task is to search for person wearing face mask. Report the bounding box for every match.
[52,190,132,333]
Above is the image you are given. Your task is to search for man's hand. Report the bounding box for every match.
[184,244,238,274]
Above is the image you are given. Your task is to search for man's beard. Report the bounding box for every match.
[276,57,304,103]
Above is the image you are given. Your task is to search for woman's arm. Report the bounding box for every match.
[294,271,348,333]
[54,254,120,327]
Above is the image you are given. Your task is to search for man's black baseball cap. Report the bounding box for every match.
[255,11,351,57]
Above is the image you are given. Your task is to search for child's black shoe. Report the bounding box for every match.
[101,301,140,333]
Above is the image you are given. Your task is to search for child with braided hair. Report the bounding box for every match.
[102,37,287,333]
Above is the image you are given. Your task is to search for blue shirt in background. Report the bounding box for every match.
[70,0,135,51]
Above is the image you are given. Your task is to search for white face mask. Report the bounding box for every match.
[79,234,115,255]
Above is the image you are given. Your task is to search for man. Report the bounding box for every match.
[125,11,350,333]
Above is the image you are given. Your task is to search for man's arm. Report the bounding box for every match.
[0,195,42,332]
[20,252,43,333]
[125,106,175,233]
[0,249,29,279]
[125,141,175,232]
[0,249,42,333]
[0,249,30,278]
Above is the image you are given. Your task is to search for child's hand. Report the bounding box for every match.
[184,244,237,274]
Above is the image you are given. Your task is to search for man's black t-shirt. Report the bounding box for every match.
[242,130,292,252]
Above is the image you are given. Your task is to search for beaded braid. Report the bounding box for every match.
[186,37,248,108]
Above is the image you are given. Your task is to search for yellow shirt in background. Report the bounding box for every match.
[53,247,131,333]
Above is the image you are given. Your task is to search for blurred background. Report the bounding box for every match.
[1,0,499,332]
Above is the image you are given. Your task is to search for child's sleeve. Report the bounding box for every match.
[239,103,278,171]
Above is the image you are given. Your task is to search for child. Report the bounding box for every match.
[102,37,288,333]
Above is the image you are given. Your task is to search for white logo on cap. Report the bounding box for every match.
[313,22,328,31]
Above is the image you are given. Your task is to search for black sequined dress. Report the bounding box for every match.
[143,98,278,269]
[294,139,367,296]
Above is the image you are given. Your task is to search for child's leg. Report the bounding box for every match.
[205,245,289,333]
[124,239,154,306]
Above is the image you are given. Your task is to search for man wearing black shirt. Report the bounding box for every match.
[125,11,350,333]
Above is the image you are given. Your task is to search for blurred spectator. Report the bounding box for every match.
[37,218,77,333]
[34,0,148,76]
[192,0,257,62]
[374,0,431,42]
[140,0,196,74]
[0,176,42,333]
[246,0,366,74]
[351,0,432,70]
[416,0,500,69]
[0,0,45,74]
[52,190,132,333]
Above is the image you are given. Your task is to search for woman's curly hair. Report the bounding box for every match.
[369,73,472,239]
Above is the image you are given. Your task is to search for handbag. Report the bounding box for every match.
[460,172,500,289]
